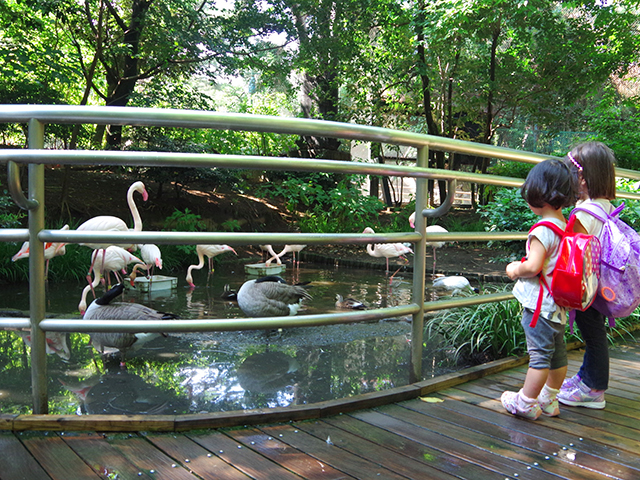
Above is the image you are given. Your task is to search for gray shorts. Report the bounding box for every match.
[522,308,568,370]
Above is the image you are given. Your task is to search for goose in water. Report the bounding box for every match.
[237,275,312,317]
[335,294,366,310]
[432,276,479,296]
[84,284,176,357]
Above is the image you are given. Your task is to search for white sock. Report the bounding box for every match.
[518,389,537,406]
[539,384,559,404]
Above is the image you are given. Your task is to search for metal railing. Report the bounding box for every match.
[1,105,639,415]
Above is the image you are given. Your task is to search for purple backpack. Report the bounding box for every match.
[571,202,640,323]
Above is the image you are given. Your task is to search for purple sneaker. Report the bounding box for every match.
[561,374,581,391]
[557,378,606,409]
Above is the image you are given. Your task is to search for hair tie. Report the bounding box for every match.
[568,152,583,172]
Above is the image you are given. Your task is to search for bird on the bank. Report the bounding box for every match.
[11,224,69,277]
[84,284,176,359]
[237,275,312,317]
[409,213,448,278]
[362,227,413,274]
[259,245,281,264]
[335,294,366,310]
[76,181,148,282]
[266,244,306,268]
[432,276,479,296]
[186,244,237,288]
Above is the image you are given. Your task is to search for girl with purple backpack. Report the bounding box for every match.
[557,142,617,409]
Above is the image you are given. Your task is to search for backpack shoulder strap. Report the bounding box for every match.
[572,202,623,223]
[529,220,565,237]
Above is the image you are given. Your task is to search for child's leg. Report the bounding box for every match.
[573,307,609,390]
[539,327,568,417]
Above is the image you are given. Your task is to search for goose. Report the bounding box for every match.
[335,294,366,310]
[237,275,312,317]
[84,284,176,357]
[362,227,413,274]
[266,244,306,267]
[432,276,479,296]
[186,244,237,288]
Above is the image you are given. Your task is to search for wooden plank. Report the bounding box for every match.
[227,426,356,479]
[188,430,303,480]
[108,434,199,480]
[445,383,640,456]
[20,432,102,480]
[0,432,52,480]
[428,391,640,473]
[350,408,560,480]
[10,414,175,432]
[260,422,421,480]
[400,397,640,479]
[61,432,156,479]
[300,416,499,479]
[146,433,250,480]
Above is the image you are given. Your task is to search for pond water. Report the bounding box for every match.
[0,260,479,415]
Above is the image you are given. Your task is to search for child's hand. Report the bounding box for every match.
[506,261,520,280]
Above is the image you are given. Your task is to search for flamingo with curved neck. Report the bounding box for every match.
[186,244,237,288]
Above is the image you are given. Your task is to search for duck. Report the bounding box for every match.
[432,276,479,296]
[221,284,238,302]
[335,294,366,310]
[84,284,176,357]
[237,275,312,317]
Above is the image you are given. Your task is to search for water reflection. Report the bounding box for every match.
[0,262,472,415]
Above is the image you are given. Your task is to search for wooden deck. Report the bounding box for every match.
[1,341,638,479]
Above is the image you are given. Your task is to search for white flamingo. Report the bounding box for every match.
[11,224,69,277]
[137,243,163,278]
[237,275,312,317]
[185,244,237,288]
[259,244,281,264]
[78,246,144,314]
[432,276,479,296]
[409,213,448,277]
[76,181,148,281]
[266,244,306,267]
[362,227,413,276]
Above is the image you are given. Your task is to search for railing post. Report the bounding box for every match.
[28,118,48,414]
[410,146,428,383]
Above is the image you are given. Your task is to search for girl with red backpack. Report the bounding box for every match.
[501,159,576,420]
[557,142,618,410]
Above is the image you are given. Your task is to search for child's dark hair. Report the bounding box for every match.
[565,141,616,200]
[520,159,575,209]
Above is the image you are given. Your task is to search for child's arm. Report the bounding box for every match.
[506,237,546,280]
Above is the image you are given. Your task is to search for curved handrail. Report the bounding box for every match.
[424,179,457,218]
[7,161,38,210]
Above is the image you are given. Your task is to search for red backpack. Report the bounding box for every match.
[527,217,601,327]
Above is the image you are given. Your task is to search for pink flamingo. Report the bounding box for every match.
[259,244,280,264]
[11,224,69,277]
[363,227,413,278]
[77,181,147,282]
[266,244,306,267]
[186,244,237,288]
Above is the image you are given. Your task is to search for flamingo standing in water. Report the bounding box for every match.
[409,212,448,278]
[78,246,144,314]
[259,245,280,264]
[136,243,163,279]
[76,181,148,282]
[266,244,306,268]
[362,227,413,277]
[11,224,69,277]
[186,244,237,288]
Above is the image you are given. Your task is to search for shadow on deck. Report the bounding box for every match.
[0,340,638,479]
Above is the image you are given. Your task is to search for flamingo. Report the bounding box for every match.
[137,243,163,278]
[185,244,238,288]
[266,244,306,268]
[409,212,448,277]
[362,227,413,276]
[76,181,148,281]
[335,294,366,310]
[237,275,312,317]
[432,276,479,296]
[259,245,281,264]
[78,246,144,314]
[84,284,176,361]
[11,224,69,277]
